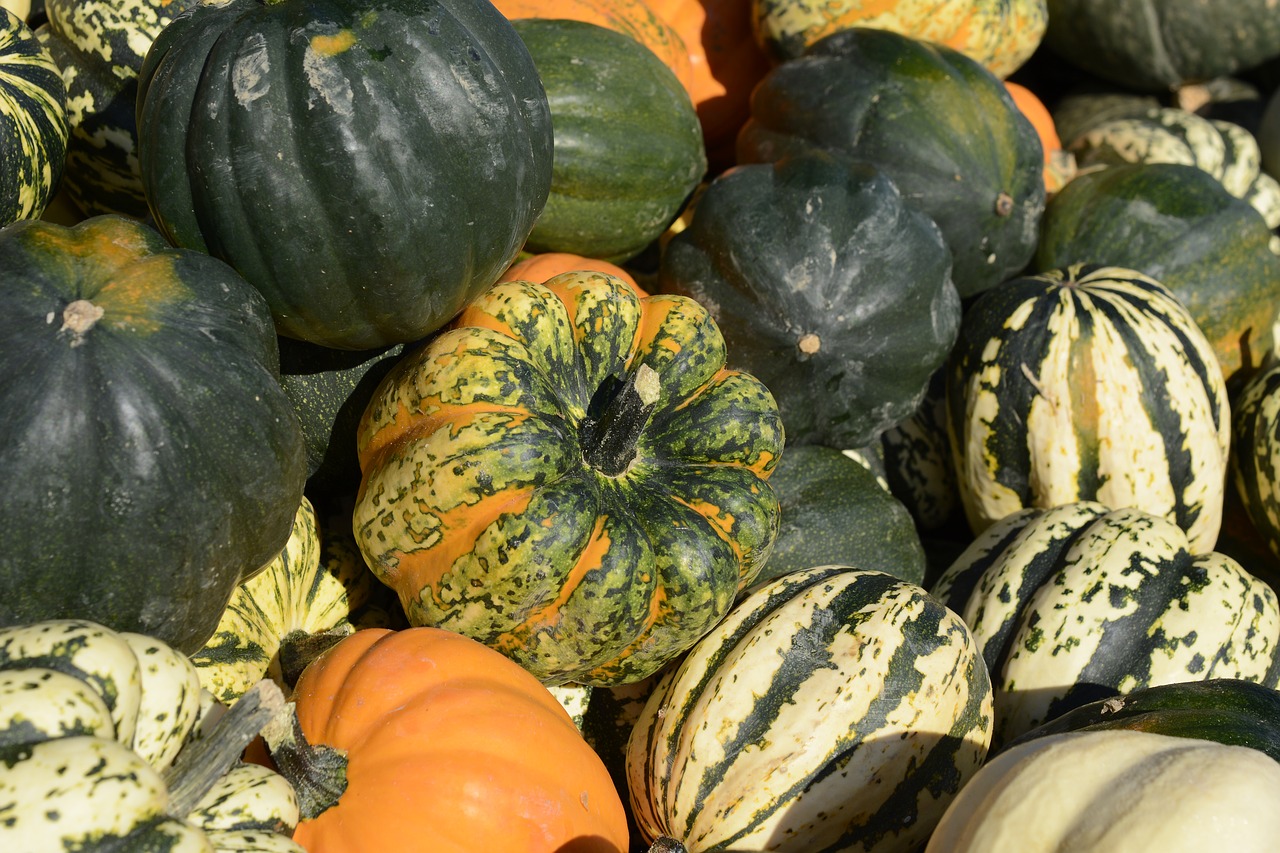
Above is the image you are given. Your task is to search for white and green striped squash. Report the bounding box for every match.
[626,566,993,853]
[0,7,66,225]
[930,502,1280,746]
[946,263,1230,555]
[1231,359,1280,562]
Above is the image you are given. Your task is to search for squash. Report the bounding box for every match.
[35,0,199,218]
[751,0,1048,78]
[264,626,631,853]
[1004,80,1076,193]
[658,152,960,449]
[136,0,553,350]
[1034,163,1280,386]
[1230,358,1280,564]
[0,216,307,654]
[945,263,1230,555]
[878,368,964,533]
[737,27,1045,300]
[1042,0,1280,93]
[0,7,65,225]
[0,619,302,852]
[500,251,642,293]
[926,729,1280,852]
[353,270,784,686]
[514,18,706,264]
[930,502,1280,745]
[626,566,993,852]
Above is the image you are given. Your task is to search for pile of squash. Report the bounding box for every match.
[5,0,1280,850]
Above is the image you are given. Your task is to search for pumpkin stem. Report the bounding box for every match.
[163,679,286,817]
[61,299,104,346]
[262,701,350,820]
[647,838,689,853]
[276,627,354,692]
[579,363,661,476]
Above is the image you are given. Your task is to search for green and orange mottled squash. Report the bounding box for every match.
[137,0,553,350]
[353,270,784,686]
[0,7,65,225]
[0,216,307,654]
[751,0,1047,78]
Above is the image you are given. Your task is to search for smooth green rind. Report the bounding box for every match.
[1035,163,1280,386]
[514,18,705,264]
[137,0,553,350]
[0,9,66,225]
[737,27,1044,300]
[660,152,959,449]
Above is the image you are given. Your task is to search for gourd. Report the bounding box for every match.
[0,619,302,852]
[930,502,1280,745]
[263,626,631,853]
[0,7,65,225]
[627,566,993,852]
[945,263,1230,555]
[0,215,307,654]
[926,729,1280,852]
[136,0,554,350]
[1231,358,1280,562]
[737,27,1045,300]
[353,271,784,686]
[658,152,960,449]
[514,18,706,264]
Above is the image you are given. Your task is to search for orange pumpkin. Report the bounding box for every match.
[500,251,645,295]
[1004,80,1075,193]
[277,627,630,853]
[493,0,694,92]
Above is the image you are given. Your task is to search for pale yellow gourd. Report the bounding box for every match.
[927,729,1280,852]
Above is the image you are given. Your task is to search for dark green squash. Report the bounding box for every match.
[0,7,65,225]
[659,152,960,449]
[136,0,553,350]
[1035,163,1280,386]
[0,216,307,654]
[737,27,1045,300]
[512,18,705,264]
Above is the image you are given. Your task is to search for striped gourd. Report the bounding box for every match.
[1070,106,1280,229]
[930,502,1280,746]
[1231,359,1280,562]
[0,620,303,851]
[0,8,66,225]
[626,566,993,852]
[946,263,1230,555]
[353,271,784,687]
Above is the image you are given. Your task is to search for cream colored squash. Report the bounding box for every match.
[0,1,31,22]
[927,729,1280,852]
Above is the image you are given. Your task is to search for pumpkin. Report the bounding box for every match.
[514,18,706,264]
[946,263,1230,554]
[1004,79,1076,193]
[626,566,993,852]
[737,27,1045,300]
[926,729,1280,852]
[930,502,1280,745]
[35,0,199,218]
[659,152,960,448]
[1042,0,1280,93]
[0,619,302,851]
[1034,163,1280,386]
[264,626,631,853]
[500,251,642,293]
[353,270,783,686]
[0,215,307,654]
[136,0,553,350]
[0,7,65,225]
[751,0,1048,78]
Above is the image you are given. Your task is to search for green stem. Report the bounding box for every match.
[262,701,349,820]
[276,627,352,692]
[580,363,661,476]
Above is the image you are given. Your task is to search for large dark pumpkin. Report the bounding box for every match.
[136,0,553,350]
[0,216,307,653]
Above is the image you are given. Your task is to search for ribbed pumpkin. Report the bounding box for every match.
[0,216,307,654]
[659,152,960,449]
[0,7,65,225]
[751,0,1048,78]
[136,0,553,350]
[266,626,631,853]
[626,565,993,852]
[930,502,1280,746]
[737,27,1045,300]
[514,18,706,264]
[353,271,784,686]
[946,263,1230,555]
[1034,163,1280,386]
[35,0,199,218]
